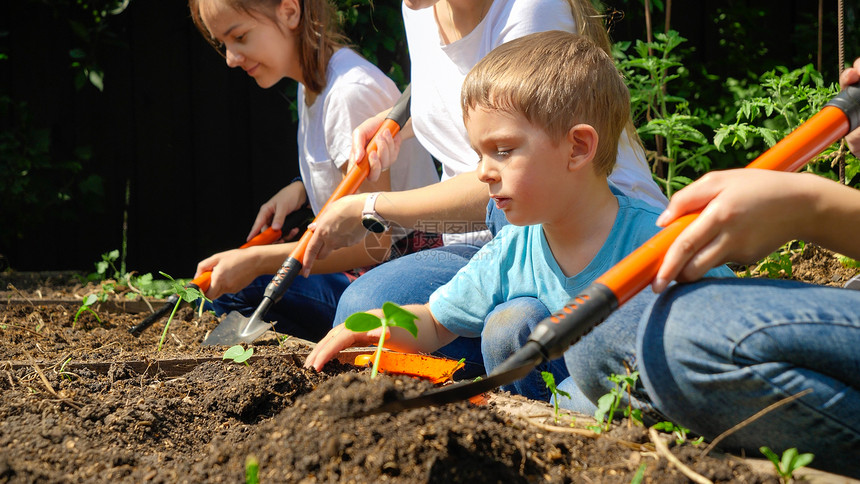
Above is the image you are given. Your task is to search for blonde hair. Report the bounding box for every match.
[188,0,348,96]
[461,31,630,177]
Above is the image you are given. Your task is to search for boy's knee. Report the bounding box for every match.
[481,297,550,363]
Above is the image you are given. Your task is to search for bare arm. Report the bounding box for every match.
[304,303,458,371]
[301,171,489,274]
[652,170,860,292]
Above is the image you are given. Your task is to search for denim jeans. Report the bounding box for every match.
[334,244,485,378]
[481,297,572,402]
[636,278,860,478]
[563,287,662,418]
[207,272,351,342]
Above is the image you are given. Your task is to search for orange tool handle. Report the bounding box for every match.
[189,226,283,293]
[511,84,858,364]
[258,86,413,307]
[287,115,404,264]
[596,104,851,304]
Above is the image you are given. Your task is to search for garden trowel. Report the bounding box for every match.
[359,82,860,416]
[127,206,312,336]
[202,86,414,346]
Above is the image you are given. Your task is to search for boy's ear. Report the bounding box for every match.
[278,0,301,30]
[566,124,598,171]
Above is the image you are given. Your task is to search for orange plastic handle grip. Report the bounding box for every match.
[595,105,850,305]
[189,226,283,293]
[287,117,403,263]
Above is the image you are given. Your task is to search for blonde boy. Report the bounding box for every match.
[306,31,732,405]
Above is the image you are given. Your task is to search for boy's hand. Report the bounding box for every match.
[195,248,263,300]
[651,170,812,292]
[304,323,388,371]
[247,181,307,241]
[839,57,860,156]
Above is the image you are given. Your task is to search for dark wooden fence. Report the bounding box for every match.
[1,0,853,276]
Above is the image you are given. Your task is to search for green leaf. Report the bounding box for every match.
[82,293,98,306]
[792,452,814,471]
[759,446,781,468]
[223,345,246,360]
[381,302,419,338]
[780,447,798,474]
[344,312,383,332]
[233,347,254,364]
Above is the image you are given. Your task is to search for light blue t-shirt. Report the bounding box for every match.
[429,194,735,337]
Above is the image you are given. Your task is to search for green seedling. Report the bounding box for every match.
[344,302,418,379]
[652,421,704,445]
[156,271,210,352]
[58,357,74,382]
[759,446,814,483]
[223,345,254,366]
[245,455,259,484]
[73,293,103,328]
[588,371,642,433]
[541,371,572,423]
[631,461,647,484]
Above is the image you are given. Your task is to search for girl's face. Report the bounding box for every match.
[200,0,302,88]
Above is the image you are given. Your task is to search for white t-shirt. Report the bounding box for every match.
[297,48,438,215]
[403,0,668,210]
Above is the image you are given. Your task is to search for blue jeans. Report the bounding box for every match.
[207,272,351,342]
[481,298,573,403]
[334,244,485,378]
[563,287,661,417]
[636,278,860,478]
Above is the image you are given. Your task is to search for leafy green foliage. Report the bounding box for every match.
[541,371,572,423]
[652,421,704,446]
[224,345,254,365]
[344,302,418,378]
[156,271,210,352]
[587,371,642,433]
[615,31,716,198]
[73,293,103,328]
[760,446,814,483]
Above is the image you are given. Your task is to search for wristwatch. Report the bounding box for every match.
[361,192,390,233]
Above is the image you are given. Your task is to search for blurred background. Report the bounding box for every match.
[1,0,856,277]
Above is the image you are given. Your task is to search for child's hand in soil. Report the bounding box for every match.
[304,323,389,371]
[840,57,860,156]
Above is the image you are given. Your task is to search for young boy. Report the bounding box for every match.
[305,31,733,406]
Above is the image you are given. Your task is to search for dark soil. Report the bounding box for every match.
[0,245,856,483]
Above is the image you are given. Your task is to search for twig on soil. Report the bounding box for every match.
[649,427,713,484]
[700,388,813,458]
[525,418,652,452]
[30,362,82,411]
[1,323,46,337]
[125,272,155,314]
[7,283,37,308]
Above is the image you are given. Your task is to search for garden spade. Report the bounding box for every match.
[128,206,313,336]
[359,82,860,416]
[202,86,414,346]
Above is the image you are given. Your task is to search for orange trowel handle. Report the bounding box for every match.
[597,103,852,305]
[526,84,858,363]
[189,226,283,293]
[260,86,413,305]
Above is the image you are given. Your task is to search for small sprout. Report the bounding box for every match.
[73,293,103,328]
[223,345,254,365]
[652,421,703,445]
[156,271,211,352]
[587,371,641,433]
[760,446,814,483]
[344,302,418,379]
[631,461,647,484]
[541,371,572,423]
[245,455,259,484]
[58,357,74,382]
